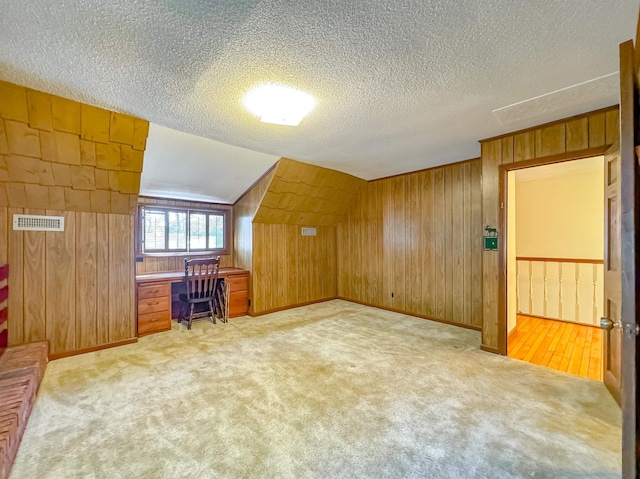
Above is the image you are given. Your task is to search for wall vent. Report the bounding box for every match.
[301,227,316,237]
[13,214,65,232]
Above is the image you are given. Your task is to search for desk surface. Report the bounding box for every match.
[136,267,249,283]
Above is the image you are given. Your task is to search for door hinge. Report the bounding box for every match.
[623,323,640,337]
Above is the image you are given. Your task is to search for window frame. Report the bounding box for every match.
[137,205,230,257]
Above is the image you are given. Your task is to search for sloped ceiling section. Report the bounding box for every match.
[254,158,366,226]
[140,124,279,204]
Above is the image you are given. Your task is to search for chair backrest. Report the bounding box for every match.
[184,257,220,300]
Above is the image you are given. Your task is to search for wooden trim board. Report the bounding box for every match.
[516,256,604,264]
[49,338,138,360]
[517,313,602,329]
[337,297,482,331]
[249,298,338,317]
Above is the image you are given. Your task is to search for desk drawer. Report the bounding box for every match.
[226,274,248,292]
[138,311,171,335]
[229,290,248,317]
[138,282,170,300]
[138,297,170,315]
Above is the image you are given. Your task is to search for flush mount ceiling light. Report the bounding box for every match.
[242,83,316,126]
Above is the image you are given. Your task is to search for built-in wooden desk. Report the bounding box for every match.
[135,268,249,336]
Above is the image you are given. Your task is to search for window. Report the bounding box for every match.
[139,206,229,255]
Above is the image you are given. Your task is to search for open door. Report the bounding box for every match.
[600,39,639,478]
[603,141,623,403]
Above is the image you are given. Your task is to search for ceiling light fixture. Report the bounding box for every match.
[243,83,316,126]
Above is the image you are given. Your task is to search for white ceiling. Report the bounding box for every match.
[0,0,637,203]
[141,124,280,203]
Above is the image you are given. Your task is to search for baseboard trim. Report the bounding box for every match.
[517,313,600,329]
[49,338,138,360]
[336,297,482,331]
[507,326,518,343]
[249,298,338,317]
[480,344,501,355]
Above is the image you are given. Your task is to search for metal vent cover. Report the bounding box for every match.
[13,214,65,232]
[301,227,316,237]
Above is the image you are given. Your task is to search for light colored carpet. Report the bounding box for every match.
[10,300,620,479]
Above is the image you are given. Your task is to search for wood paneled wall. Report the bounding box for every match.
[252,224,337,313]
[136,196,234,274]
[481,106,619,351]
[233,167,277,273]
[0,207,135,356]
[337,160,483,329]
[0,81,149,356]
[0,80,148,214]
[254,158,366,226]
[234,161,342,315]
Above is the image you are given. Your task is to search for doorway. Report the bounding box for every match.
[505,155,605,380]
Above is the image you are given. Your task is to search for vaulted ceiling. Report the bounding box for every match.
[1,0,637,203]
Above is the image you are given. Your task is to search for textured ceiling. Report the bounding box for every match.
[0,0,637,203]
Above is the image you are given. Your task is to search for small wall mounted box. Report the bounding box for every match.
[484,237,498,251]
[483,226,498,251]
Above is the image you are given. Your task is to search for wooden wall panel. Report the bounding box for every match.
[392,176,406,312]
[479,105,619,351]
[45,211,76,355]
[7,207,24,345]
[0,208,6,269]
[76,212,98,349]
[0,80,147,215]
[566,118,589,152]
[136,196,235,274]
[23,208,46,342]
[109,214,134,342]
[381,179,393,308]
[420,170,434,317]
[96,214,110,345]
[406,174,420,312]
[452,164,464,325]
[0,208,136,355]
[254,158,366,226]
[233,167,276,272]
[337,159,483,330]
[251,224,337,314]
[433,168,445,319]
[470,159,483,327]
[481,140,502,349]
[462,163,472,326]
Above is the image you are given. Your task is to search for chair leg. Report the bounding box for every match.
[188,303,194,330]
[208,300,216,324]
[215,286,226,323]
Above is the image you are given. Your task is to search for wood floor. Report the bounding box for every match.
[508,315,602,381]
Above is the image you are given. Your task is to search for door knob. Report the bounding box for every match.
[600,317,621,331]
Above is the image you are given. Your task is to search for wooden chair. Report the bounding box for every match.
[178,257,221,330]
